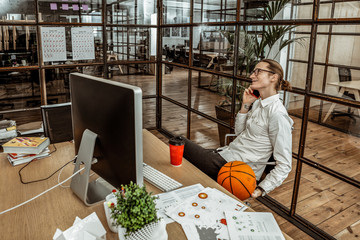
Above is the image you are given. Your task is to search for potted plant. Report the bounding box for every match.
[109,181,167,240]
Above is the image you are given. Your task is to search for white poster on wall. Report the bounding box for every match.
[41,27,67,62]
[71,27,95,60]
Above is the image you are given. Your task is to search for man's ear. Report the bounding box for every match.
[271,74,279,83]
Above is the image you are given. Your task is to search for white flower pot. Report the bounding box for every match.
[117,218,167,240]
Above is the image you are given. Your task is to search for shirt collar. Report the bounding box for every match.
[259,94,279,108]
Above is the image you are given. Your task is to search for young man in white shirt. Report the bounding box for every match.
[182,59,293,199]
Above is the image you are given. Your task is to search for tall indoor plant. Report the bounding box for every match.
[220,0,305,76]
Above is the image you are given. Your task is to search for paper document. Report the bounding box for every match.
[41,27,67,62]
[166,187,247,240]
[71,27,95,60]
[225,212,285,240]
[155,183,205,224]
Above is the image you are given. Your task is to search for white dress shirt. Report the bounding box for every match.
[218,94,293,194]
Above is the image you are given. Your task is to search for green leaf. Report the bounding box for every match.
[109,181,160,234]
[265,0,291,20]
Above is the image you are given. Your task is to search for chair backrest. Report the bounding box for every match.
[338,67,354,98]
[338,67,351,82]
[41,102,73,144]
[259,155,275,182]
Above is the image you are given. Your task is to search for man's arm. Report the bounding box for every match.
[256,113,293,196]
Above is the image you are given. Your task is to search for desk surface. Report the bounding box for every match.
[328,80,360,90]
[0,130,292,239]
[323,80,360,122]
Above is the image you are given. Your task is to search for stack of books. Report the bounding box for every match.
[2,137,51,166]
[0,120,17,144]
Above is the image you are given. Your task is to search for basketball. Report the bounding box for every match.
[217,161,256,200]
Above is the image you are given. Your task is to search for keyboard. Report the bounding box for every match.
[143,163,183,192]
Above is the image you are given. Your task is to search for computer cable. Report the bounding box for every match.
[58,159,95,188]
[18,144,76,184]
[0,166,85,215]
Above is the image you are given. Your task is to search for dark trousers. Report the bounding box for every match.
[181,136,227,181]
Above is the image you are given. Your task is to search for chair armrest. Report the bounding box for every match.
[225,133,237,146]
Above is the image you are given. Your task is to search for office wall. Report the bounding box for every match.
[289,2,360,109]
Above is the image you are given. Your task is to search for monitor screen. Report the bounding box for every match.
[69,73,143,203]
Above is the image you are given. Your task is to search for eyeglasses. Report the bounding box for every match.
[250,68,276,76]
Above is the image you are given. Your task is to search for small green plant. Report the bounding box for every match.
[110,181,160,235]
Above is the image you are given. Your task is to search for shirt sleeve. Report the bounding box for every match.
[234,113,248,135]
[258,112,293,194]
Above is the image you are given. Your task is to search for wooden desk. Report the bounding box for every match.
[323,81,360,122]
[107,54,124,74]
[0,130,292,239]
[192,49,221,68]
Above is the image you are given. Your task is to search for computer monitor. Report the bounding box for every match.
[69,73,143,206]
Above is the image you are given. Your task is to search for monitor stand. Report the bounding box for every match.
[70,129,113,206]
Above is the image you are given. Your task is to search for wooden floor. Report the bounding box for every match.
[112,68,360,240]
[4,68,359,239]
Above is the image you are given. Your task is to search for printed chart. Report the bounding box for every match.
[41,27,67,62]
[71,27,95,60]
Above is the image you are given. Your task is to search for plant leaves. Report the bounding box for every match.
[265,0,291,20]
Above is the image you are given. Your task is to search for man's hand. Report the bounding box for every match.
[251,187,263,198]
[239,87,258,113]
[243,87,258,105]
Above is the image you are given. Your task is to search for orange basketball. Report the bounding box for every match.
[217,161,256,200]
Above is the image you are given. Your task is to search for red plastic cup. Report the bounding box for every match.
[169,137,185,167]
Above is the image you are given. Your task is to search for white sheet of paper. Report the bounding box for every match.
[225,211,285,240]
[166,187,247,240]
[181,223,200,240]
[71,27,95,60]
[41,27,67,62]
[155,183,204,224]
[63,212,106,240]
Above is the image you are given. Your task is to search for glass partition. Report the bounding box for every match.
[267,158,298,208]
[0,70,41,110]
[161,99,188,136]
[107,27,152,61]
[0,26,38,67]
[162,27,190,67]
[143,98,156,129]
[163,0,190,24]
[0,1,36,21]
[190,113,220,149]
[38,0,102,23]
[107,0,156,25]
[110,64,156,95]
[41,26,103,66]
[319,1,360,19]
[286,92,304,154]
[191,70,227,120]
[162,66,188,106]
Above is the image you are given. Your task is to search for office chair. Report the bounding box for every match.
[331,67,356,121]
[41,102,73,144]
[208,56,228,90]
[179,48,189,65]
[172,49,180,63]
